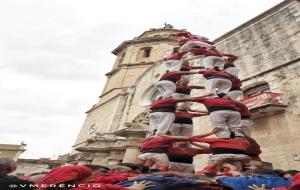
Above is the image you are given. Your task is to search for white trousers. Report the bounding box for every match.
[169,162,195,173]
[205,78,232,96]
[149,112,175,136]
[164,60,181,71]
[203,56,225,69]
[241,119,254,137]
[228,90,243,101]
[171,123,193,136]
[225,67,239,77]
[155,80,176,98]
[209,110,242,138]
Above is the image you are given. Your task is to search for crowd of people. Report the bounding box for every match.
[0,31,299,190]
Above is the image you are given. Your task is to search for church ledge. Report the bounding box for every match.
[99,87,127,98]
[114,128,147,138]
[213,0,297,44]
[250,104,287,119]
[75,146,127,152]
[112,37,177,55]
[86,92,129,113]
[105,62,155,77]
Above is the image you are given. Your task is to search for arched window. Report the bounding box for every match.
[150,90,161,100]
[139,86,161,106]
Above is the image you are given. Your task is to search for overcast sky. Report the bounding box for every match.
[0,0,284,159]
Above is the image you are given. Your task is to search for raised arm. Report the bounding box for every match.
[176,93,212,103]
[190,142,209,149]
[192,128,221,138]
[162,135,189,141]
[188,108,209,114]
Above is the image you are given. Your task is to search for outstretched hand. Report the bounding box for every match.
[248,184,267,190]
[128,181,153,190]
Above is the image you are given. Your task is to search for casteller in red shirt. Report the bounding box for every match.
[36,165,92,188]
[168,145,211,157]
[191,97,240,113]
[188,137,250,153]
[140,136,186,154]
[230,76,242,91]
[238,103,251,119]
[199,69,232,80]
[150,98,177,113]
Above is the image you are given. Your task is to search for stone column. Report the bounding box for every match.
[122,147,140,163]
[92,152,109,165]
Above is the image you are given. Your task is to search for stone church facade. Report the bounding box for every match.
[70,0,300,170]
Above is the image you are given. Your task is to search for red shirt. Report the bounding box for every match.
[244,136,261,156]
[190,46,207,55]
[176,32,213,45]
[37,166,92,187]
[150,98,177,112]
[160,72,183,83]
[90,173,129,184]
[188,137,250,151]
[169,145,211,156]
[175,83,192,94]
[175,112,199,118]
[238,104,251,118]
[140,136,184,152]
[203,49,222,57]
[180,61,192,71]
[164,52,183,61]
[192,97,240,112]
[230,76,242,90]
[200,69,231,79]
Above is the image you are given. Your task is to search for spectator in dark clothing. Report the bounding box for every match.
[0,157,36,190]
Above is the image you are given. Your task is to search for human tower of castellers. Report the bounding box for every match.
[1,32,299,190]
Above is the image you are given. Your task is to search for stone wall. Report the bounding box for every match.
[195,0,300,170]
[72,29,180,152]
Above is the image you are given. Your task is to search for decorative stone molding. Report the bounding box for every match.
[132,111,150,125]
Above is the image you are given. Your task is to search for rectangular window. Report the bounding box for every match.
[143,48,152,58]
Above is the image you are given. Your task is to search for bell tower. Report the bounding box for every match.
[70,27,183,165]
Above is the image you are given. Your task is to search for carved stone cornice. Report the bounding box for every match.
[114,125,147,139]
[105,62,155,78]
[112,37,177,55]
[99,87,127,98]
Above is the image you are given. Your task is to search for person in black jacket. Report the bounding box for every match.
[0,157,36,190]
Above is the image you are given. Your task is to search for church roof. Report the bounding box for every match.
[111,28,183,55]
